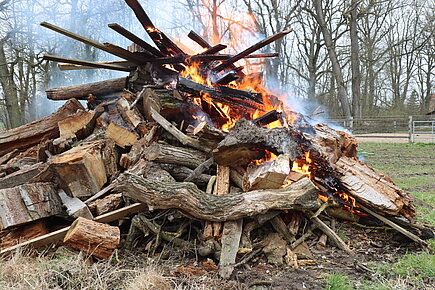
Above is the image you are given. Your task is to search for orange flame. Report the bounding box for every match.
[291,152,312,178]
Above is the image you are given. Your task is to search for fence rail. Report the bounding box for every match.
[326,116,434,143]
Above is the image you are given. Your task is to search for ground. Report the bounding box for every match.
[0,143,434,289]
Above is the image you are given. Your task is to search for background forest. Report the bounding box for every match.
[0,0,433,129]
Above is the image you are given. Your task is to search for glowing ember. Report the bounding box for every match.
[291,152,312,178]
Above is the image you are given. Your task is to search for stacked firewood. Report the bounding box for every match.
[0,0,430,279]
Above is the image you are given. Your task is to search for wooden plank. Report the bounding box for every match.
[108,23,164,57]
[43,55,133,72]
[0,203,147,255]
[58,60,132,71]
[213,29,292,72]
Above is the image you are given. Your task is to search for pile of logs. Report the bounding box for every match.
[0,0,431,279]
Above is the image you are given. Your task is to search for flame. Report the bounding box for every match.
[254,150,277,166]
[291,152,312,178]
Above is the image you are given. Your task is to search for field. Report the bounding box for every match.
[0,143,434,289]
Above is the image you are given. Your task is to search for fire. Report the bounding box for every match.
[291,152,312,178]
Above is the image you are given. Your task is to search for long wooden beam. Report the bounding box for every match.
[108,23,164,57]
[43,55,134,72]
[187,30,211,48]
[213,29,292,72]
[58,60,132,71]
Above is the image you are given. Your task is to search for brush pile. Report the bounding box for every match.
[0,0,430,278]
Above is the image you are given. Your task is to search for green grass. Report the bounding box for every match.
[328,143,435,290]
[324,273,353,290]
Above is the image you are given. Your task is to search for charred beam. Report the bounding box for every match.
[213,29,292,72]
[187,30,211,48]
[43,55,134,72]
[252,110,283,127]
[108,23,165,57]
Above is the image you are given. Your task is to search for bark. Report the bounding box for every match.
[45,77,126,100]
[0,182,62,229]
[117,173,319,222]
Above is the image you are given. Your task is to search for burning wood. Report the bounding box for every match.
[0,0,431,280]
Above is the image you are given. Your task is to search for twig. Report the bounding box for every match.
[233,248,262,268]
[312,201,330,218]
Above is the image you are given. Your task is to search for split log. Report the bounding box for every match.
[116,172,319,222]
[144,143,208,169]
[219,219,243,279]
[186,121,227,149]
[51,139,118,198]
[57,109,100,141]
[119,126,157,168]
[0,99,84,156]
[213,119,300,166]
[46,78,126,100]
[116,97,144,129]
[212,165,231,236]
[0,220,48,249]
[0,163,48,189]
[63,217,120,259]
[0,183,62,230]
[106,122,139,148]
[336,157,415,220]
[243,154,290,191]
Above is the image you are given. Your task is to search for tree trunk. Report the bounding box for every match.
[313,0,352,120]
[350,0,361,118]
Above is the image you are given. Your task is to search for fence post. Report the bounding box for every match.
[408,115,413,143]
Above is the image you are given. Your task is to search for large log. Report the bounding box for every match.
[0,99,84,156]
[46,78,127,100]
[0,183,62,230]
[335,157,415,220]
[63,217,120,259]
[51,139,118,198]
[117,172,319,222]
[144,143,208,169]
[0,220,48,249]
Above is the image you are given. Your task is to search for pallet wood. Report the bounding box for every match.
[117,172,319,222]
[63,217,120,259]
[0,99,83,156]
[51,139,117,198]
[0,183,62,230]
[46,78,126,100]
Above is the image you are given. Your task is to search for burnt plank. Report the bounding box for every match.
[187,30,211,48]
[108,23,164,57]
[213,29,292,72]
[252,110,283,127]
[217,85,263,104]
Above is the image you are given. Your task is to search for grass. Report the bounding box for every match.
[324,142,435,290]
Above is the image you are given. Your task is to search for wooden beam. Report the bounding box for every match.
[103,42,148,64]
[213,29,292,72]
[58,60,132,71]
[108,23,164,57]
[187,30,211,48]
[43,54,133,72]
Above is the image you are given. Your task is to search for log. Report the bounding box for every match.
[119,126,157,169]
[116,172,319,222]
[0,99,84,156]
[336,157,415,220]
[144,143,208,169]
[106,122,139,148]
[0,182,62,230]
[0,220,48,249]
[212,165,231,236]
[187,31,211,49]
[51,139,118,198]
[63,217,120,259]
[58,109,99,140]
[213,29,292,72]
[243,154,290,191]
[213,119,300,166]
[46,78,126,100]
